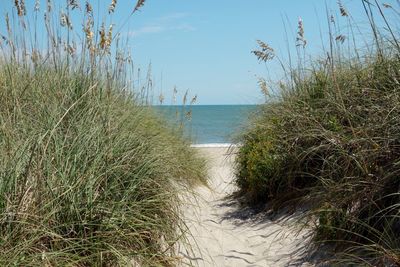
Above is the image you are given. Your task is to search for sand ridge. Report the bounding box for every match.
[179,147,313,267]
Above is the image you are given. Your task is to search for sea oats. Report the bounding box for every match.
[60,12,73,29]
[85,1,93,14]
[98,23,112,51]
[84,17,94,49]
[99,23,106,50]
[68,0,80,10]
[258,78,269,97]
[47,0,52,12]
[185,110,192,121]
[330,15,335,24]
[335,34,346,43]
[252,40,274,62]
[107,24,113,47]
[31,49,40,64]
[14,0,24,17]
[183,90,188,106]
[133,0,146,12]
[338,0,349,17]
[109,0,117,14]
[67,43,76,56]
[159,93,165,104]
[5,14,11,36]
[173,86,178,104]
[34,0,40,12]
[190,95,197,105]
[20,0,26,15]
[296,17,307,47]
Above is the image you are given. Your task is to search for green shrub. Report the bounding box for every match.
[0,1,206,265]
[235,1,400,264]
[0,64,206,266]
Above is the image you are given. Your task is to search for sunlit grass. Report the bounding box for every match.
[235,0,400,265]
[0,0,206,266]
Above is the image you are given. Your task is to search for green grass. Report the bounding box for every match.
[235,1,400,265]
[0,1,206,266]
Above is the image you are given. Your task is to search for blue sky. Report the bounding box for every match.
[1,0,398,104]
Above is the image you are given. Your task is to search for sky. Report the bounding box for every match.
[1,0,398,104]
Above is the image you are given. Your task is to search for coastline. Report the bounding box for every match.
[190,143,240,148]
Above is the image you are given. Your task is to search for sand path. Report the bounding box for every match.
[179,147,313,267]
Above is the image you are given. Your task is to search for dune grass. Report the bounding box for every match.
[235,1,400,265]
[0,1,206,266]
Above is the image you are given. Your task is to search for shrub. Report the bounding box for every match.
[235,1,400,264]
[0,1,206,265]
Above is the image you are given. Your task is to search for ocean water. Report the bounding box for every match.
[155,105,258,145]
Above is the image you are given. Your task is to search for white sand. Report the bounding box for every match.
[179,147,314,267]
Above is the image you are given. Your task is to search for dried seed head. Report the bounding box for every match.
[99,23,107,49]
[14,0,26,16]
[34,0,40,11]
[47,0,52,12]
[335,34,346,44]
[5,13,11,35]
[107,24,113,45]
[133,0,146,12]
[85,1,93,14]
[297,17,304,38]
[258,78,269,97]
[296,17,307,47]
[99,23,113,51]
[172,86,177,103]
[68,0,80,10]
[183,90,188,105]
[84,17,94,49]
[338,1,348,17]
[60,12,73,29]
[159,93,165,104]
[109,0,117,13]
[67,44,76,56]
[185,110,192,121]
[252,40,275,62]
[20,0,25,13]
[31,49,41,64]
[190,95,197,105]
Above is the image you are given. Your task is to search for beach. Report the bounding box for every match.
[179,147,313,267]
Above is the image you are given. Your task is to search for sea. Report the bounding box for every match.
[154,105,258,146]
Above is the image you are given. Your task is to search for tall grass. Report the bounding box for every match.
[235,0,400,265]
[0,0,206,266]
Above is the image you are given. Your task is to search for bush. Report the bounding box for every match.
[0,64,206,267]
[235,1,400,264]
[0,1,206,266]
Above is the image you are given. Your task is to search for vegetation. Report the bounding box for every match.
[235,0,400,265]
[0,0,206,266]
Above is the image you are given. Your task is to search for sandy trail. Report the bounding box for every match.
[179,147,313,267]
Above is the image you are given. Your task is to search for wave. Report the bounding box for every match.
[190,143,239,148]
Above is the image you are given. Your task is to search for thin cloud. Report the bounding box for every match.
[130,25,165,37]
[127,12,195,37]
[156,12,190,22]
[173,24,195,32]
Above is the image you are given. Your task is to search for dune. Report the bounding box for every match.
[179,147,314,267]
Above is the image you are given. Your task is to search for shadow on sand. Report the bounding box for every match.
[215,194,335,266]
